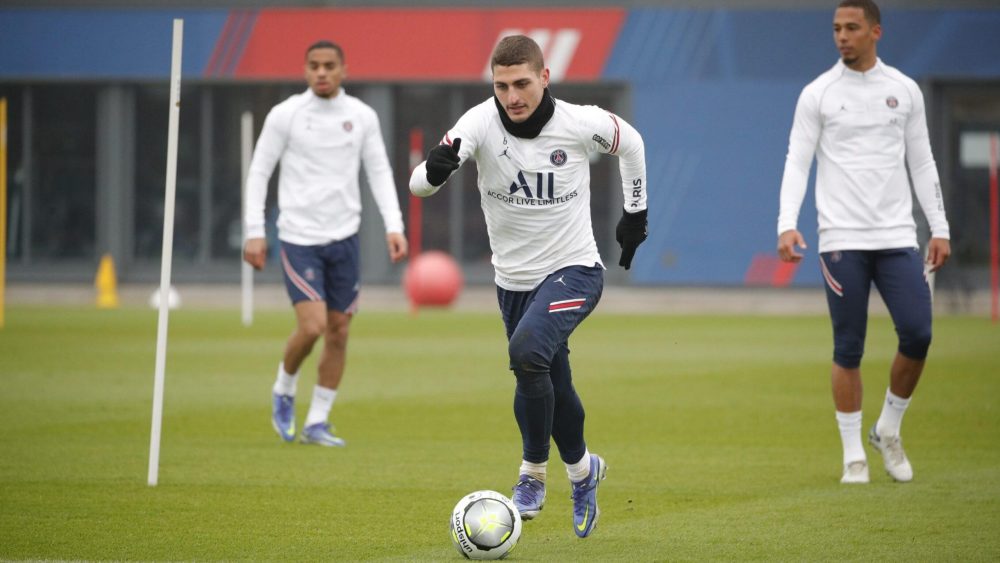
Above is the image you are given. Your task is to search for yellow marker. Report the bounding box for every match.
[95,253,119,309]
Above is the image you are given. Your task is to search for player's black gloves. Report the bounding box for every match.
[425,138,462,187]
[616,208,648,270]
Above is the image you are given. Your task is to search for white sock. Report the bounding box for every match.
[836,410,866,465]
[875,389,911,438]
[305,385,337,427]
[565,449,591,483]
[272,362,298,397]
[519,460,547,482]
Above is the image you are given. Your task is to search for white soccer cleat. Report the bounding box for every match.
[840,460,870,484]
[868,426,913,482]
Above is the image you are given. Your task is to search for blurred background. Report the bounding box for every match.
[1,0,998,312]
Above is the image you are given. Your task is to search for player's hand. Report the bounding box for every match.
[616,208,648,270]
[425,138,462,187]
[243,238,267,271]
[926,237,951,273]
[777,229,807,263]
[386,232,408,264]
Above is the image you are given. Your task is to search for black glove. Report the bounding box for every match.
[616,208,647,270]
[425,138,462,187]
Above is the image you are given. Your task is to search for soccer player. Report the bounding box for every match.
[409,35,648,537]
[777,0,951,484]
[244,40,408,447]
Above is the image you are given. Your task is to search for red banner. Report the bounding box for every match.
[233,8,624,81]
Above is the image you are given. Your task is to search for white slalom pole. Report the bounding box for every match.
[149,18,183,487]
[240,111,254,327]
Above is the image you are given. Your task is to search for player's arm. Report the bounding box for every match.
[612,115,648,270]
[583,108,648,269]
[243,108,289,270]
[777,88,821,263]
[360,110,407,263]
[904,83,951,272]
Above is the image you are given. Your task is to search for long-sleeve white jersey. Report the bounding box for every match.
[409,97,646,291]
[778,58,949,252]
[244,88,404,245]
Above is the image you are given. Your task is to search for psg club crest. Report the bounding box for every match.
[885,96,898,109]
[343,120,353,132]
[304,268,316,281]
[549,149,567,166]
[830,251,842,263]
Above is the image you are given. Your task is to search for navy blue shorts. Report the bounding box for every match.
[820,248,933,369]
[279,235,360,313]
[496,264,604,373]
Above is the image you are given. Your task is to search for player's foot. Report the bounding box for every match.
[570,454,607,538]
[868,425,913,482]
[511,475,546,520]
[840,460,870,484]
[271,392,295,442]
[300,422,346,447]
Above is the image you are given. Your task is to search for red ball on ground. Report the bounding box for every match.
[403,251,464,307]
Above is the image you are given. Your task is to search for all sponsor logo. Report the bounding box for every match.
[487,170,578,206]
[550,149,567,166]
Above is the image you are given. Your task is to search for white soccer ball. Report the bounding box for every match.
[449,490,522,560]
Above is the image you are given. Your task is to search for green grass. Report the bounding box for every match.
[1,306,998,561]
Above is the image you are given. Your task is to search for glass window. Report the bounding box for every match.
[134,84,202,262]
[31,86,97,259]
[0,86,24,260]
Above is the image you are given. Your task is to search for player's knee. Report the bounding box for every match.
[299,318,326,341]
[833,338,864,370]
[898,323,932,360]
[508,334,549,376]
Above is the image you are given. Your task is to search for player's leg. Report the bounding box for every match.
[271,242,329,442]
[519,264,606,537]
[822,250,873,483]
[302,236,360,447]
[867,247,931,482]
[498,286,552,519]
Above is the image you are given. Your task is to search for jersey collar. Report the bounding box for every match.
[835,57,884,78]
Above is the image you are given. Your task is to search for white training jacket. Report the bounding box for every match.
[778,58,949,252]
[244,88,404,245]
[410,97,646,291]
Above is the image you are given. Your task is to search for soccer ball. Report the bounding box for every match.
[449,490,522,560]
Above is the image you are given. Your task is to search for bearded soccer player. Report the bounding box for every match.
[409,35,648,537]
[777,0,950,484]
[244,40,407,447]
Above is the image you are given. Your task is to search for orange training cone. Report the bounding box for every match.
[95,253,120,309]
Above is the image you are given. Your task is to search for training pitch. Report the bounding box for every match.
[1,306,997,560]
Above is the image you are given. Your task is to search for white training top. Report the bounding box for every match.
[245,88,404,245]
[409,97,646,291]
[778,58,949,252]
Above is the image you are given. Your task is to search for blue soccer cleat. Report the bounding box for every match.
[570,454,607,538]
[511,474,546,520]
[300,422,346,447]
[271,392,296,442]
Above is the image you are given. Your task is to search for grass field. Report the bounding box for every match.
[1,305,998,561]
